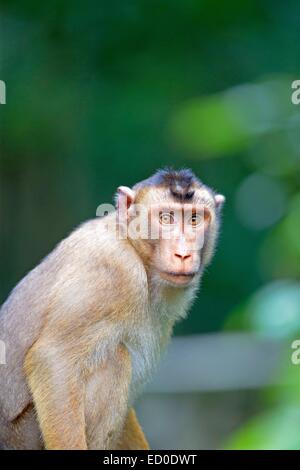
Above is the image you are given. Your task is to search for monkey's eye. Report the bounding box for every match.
[159,212,175,225]
[189,213,202,227]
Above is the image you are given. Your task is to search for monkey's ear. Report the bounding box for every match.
[116,186,135,209]
[215,194,225,209]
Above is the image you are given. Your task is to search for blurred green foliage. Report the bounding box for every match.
[1,0,300,449]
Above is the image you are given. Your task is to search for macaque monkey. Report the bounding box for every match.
[0,168,225,450]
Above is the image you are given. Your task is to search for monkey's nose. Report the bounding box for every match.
[174,252,192,261]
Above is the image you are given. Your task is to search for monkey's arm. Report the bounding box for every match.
[24,339,87,450]
[86,344,133,450]
[116,408,150,450]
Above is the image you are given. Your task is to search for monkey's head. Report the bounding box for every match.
[116,168,225,288]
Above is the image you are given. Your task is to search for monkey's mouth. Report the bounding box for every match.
[159,270,197,285]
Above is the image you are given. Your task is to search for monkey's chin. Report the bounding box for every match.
[159,271,197,287]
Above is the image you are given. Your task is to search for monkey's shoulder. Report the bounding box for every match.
[65,216,147,286]
[1,217,148,333]
[36,218,149,324]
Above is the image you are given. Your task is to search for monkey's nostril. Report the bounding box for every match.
[174,253,191,261]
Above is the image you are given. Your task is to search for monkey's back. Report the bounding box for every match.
[0,219,102,421]
[0,216,148,423]
[0,241,67,421]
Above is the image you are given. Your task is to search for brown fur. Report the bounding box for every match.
[117,409,149,450]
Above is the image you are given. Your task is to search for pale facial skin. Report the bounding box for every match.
[149,203,211,286]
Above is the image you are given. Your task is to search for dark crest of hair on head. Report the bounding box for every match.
[134,167,201,201]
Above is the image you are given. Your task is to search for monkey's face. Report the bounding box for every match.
[117,180,223,288]
[148,202,212,287]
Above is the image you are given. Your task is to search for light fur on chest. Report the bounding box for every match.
[85,284,196,404]
[124,287,196,402]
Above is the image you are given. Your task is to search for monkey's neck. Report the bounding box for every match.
[147,270,198,324]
